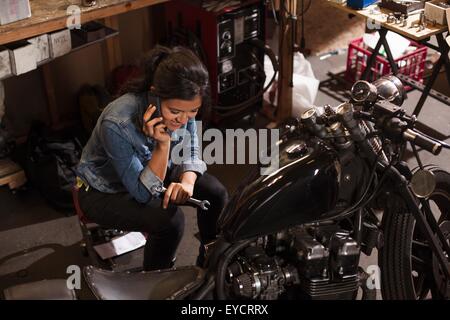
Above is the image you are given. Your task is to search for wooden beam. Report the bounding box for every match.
[101,16,122,84]
[142,7,152,52]
[105,16,122,67]
[276,0,296,123]
[41,64,60,126]
[0,0,168,45]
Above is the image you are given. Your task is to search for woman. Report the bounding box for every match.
[75,46,228,271]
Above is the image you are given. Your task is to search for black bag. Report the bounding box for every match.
[78,84,111,135]
[0,124,15,159]
[25,122,83,211]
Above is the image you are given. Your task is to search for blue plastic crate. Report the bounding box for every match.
[347,0,378,9]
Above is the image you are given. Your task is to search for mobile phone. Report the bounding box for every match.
[147,92,161,122]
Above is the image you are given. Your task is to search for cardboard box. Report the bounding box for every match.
[425,0,450,25]
[49,29,72,58]
[6,41,37,75]
[0,47,12,79]
[71,21,107,43]
[28,34,50,64]
[0,0,32,26]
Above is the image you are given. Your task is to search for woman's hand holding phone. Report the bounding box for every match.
[144,105,170,183]
[143,105,170,145]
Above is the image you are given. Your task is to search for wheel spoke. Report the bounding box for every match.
[412,239,428,248]
[413,273,430,300]
[411,255,427,272]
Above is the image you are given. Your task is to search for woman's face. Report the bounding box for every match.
[160,94,202,131]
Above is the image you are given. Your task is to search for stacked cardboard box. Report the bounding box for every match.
[0,0,31,26]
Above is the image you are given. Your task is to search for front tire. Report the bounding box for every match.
[379,169,450,300]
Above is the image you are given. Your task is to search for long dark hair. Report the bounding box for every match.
[123,45,211,119]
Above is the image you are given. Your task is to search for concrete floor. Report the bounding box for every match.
[1,33,450,300]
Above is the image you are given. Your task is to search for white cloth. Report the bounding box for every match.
[363,31,410,60]
[264,52,320,118]
[0,81,5,124]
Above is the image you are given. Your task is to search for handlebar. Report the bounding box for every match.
[403,129,442,155]
[301,100,446,157]
[300,76,448,157]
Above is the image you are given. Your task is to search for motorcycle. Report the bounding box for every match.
[78,75,450,300]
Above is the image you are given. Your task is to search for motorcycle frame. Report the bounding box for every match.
[353,99,450,282]
[380,164,450,280]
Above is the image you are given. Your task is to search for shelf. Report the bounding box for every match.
[0,0,168,46]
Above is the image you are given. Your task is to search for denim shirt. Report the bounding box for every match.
[75,92,207,203]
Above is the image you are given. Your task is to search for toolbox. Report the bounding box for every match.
[71,21,107,43]
[347,0,379,9]
[425,0,450,25]
[380,0,429,15]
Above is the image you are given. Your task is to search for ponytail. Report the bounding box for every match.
[120,46,171,95]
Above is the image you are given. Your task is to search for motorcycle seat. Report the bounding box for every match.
[83,265,205,300]
[3,279,77,300]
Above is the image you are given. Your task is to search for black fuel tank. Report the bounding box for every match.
[218,137,341,241]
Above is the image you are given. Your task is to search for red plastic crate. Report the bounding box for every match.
[345,37,427,84]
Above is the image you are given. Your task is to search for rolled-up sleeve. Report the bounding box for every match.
[101,120,163,203]
[139,165,164,195]
[180,119,207,175]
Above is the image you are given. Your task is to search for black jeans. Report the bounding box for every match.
[78,172,228,271]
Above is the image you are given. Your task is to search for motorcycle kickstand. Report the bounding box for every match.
[358,267,377,300]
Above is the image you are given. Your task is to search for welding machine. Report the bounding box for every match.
[165,0,277,124]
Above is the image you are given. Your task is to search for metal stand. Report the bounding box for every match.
[361,27,450,117]
[362,28,399,80]
[413,33,450,116]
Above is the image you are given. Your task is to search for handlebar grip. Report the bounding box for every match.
[403,129,442,155]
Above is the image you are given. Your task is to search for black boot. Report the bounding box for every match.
[195,245,206,268]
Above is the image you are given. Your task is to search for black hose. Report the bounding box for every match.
[191,276,215,300]
[216,238,255,300]
[212,40,279,116]
[270,0,279,24]
[341,155,395,219]
[325,139,388,221]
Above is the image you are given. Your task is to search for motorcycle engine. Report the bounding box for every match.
[227,245,299,300]
[227,226,360,300]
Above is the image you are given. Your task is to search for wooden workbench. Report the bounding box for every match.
[0,0,167,45]
[327,1,447,41]
[327,1,450,118]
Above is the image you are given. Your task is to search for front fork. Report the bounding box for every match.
[385,165,450,280]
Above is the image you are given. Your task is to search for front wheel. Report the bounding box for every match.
[379,169,450,300]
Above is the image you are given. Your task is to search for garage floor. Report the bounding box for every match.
[1,26,449,299]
